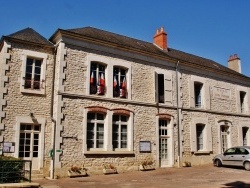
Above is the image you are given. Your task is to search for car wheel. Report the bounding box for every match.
[244,162,250,171]
[215,159,222,167]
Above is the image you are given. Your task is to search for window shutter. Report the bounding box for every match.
[155,72,159,103]
[204,84,210,110]
[164,74,172,105]
[189,79,195,108]
[236,91,241,113]
[190,124,197,152]
[206,124,212,151]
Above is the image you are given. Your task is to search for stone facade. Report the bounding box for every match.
[1,26,250,178]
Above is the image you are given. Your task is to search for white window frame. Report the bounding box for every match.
[20,50,47,95]
[189,76,210,109]
[14,116,46,169]
[236,87,249,114]
[155,115,174,167]
[86,54,131,100]
[217,120,232,154]
[154,69,173,106]
[238,123,250,146]
[83,108,133,154]
[190,118,212,153]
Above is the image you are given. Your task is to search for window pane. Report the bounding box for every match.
[87,113,95,120]
[121,115,127,122]
[25,152,30,157]
[121,125,127,132]
[112,115,119,122]
[26,65,32,74]
[26,125,31,130]
[34,133,39,139]
[33,152,38,157]
[97,124,104,131]
[97,113,104,120]
[35,60,42,67]
[121,141,127,148]
[34,125,40,131]
[26,58,33,66]
[96,140,103,148]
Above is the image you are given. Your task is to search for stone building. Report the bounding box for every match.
[0,26,250,178]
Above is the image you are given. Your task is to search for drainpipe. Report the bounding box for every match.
[176,61,181,168]
[50,47,57,179]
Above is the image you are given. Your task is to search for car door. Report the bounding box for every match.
[238,148,250,166]
[222,148,236,166]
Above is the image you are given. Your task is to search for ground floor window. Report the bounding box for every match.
[196,124,204,151]
[112,115,128,149]
[242,127,249,146]
[19,124,40,158]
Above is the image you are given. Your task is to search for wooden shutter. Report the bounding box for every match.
[189,79,195,108]
[155,72,158,103]
[204,84,211,110]
[206,124,212,151]
[164,74,172,105]
[236,90,241,113]
[190,124,197,152]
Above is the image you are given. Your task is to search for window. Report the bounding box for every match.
[190,120,212,153]
[155,71,172,105]
[196,124,204,151]
[24,58,43,90]
[20,50,47,95]
[221,126,229,153]
[83,107,133,153]
[87,113,105,149]
[194,82,203,108]
[90,62,106,95]
[240,91,246,113]
[158,74,165,103]
[112,115,128,149]
[242,127,249,146]
[113,67,127,98]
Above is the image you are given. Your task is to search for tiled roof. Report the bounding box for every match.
[64,27,245,77]
[6,27,53,46]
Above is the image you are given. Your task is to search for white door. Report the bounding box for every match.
[19,124,40,170]
[159,120,170,167]
[221,126,228,153]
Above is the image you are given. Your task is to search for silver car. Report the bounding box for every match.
[213,146,250,170]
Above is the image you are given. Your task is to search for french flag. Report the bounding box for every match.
[100,72,105,86]
[90,71,94,84]
[113,75,117,88]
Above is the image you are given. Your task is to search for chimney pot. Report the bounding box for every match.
[228,54,241,73]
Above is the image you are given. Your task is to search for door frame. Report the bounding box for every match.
[14,116,46,170]
[156,114,174,168]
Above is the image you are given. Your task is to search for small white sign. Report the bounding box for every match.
[139,141,151,152]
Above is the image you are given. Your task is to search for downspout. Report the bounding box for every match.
[50,47,57,179]
[176,61,181,168]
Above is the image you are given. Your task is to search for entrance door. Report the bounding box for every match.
[221,126,229,153]
[19,124,40,170]
[159,119,169,167]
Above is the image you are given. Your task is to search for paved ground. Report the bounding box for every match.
[33,164,250,188]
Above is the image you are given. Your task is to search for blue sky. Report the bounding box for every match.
[1,0,250,77]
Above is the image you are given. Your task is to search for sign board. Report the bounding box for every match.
[3,142,15,153]
[139,141,151,152]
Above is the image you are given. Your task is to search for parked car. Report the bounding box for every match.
[213,146,250,170]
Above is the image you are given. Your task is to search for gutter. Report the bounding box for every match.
[176,61,181,167]
[50,47,57,179]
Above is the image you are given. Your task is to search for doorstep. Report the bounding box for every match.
[0,182,40,188]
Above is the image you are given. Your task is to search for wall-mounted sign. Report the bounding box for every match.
[139,141,151,152]
[212,86,231,100]
[3,142,15,153]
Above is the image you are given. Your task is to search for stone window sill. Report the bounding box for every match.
[193,151,211,155]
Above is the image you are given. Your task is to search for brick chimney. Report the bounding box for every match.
[228,54,241,73]
[153,27,167,50]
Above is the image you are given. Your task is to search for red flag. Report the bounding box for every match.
[122,77,126,89]
[100,73,105,86]
[113,75,117,88]
[90,71,94,84]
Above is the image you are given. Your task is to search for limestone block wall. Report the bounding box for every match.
[0,42,54,173]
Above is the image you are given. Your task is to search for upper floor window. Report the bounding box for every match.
[90,62,106,96]
[20,50,47,95]
[194,82,203,108]
[155,71,173,105]
[113,67,127,98]
[24,58,42,90]
[240,91,246,113]
[112,115,128,150]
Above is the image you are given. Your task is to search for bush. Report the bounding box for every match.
[0,156,24,183]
